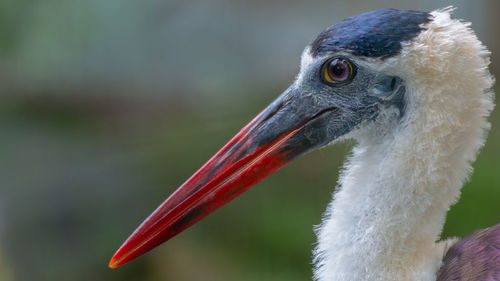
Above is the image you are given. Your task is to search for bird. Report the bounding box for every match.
[108,7,499,281]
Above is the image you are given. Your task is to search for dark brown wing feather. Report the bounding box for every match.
[437,223,500,281]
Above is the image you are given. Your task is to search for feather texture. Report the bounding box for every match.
[437,223,500,281]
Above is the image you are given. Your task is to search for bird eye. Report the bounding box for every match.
[321,57,355,85]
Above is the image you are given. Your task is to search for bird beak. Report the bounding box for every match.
[109,86,339,268]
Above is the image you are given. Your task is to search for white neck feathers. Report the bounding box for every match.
[313,8,494,281]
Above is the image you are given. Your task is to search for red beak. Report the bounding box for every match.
[109,87,338,268]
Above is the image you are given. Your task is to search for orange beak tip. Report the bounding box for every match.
[108,257,120,269]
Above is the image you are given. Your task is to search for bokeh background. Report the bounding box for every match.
[1,0,499,280]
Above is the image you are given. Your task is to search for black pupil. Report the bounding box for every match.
[332,63,345,77]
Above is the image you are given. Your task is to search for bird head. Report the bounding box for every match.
[109,8,493,268]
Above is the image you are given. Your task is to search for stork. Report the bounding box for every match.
[109,8,499,281]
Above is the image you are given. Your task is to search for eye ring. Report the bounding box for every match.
[321,57,356,85]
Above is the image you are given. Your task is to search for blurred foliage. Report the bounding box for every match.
[1,1,499,281]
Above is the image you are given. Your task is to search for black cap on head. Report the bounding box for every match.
[310,9,431,59]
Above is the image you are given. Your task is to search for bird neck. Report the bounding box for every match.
[313,81,492,281]
[314,136,451,281]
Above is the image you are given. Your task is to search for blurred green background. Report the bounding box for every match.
[1,0,499,280]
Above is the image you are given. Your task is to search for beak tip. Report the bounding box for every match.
[108,255,121,269]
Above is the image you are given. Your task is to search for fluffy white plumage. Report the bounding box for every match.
[304,8,495,281]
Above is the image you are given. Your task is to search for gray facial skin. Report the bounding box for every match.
[243,54,406,161]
